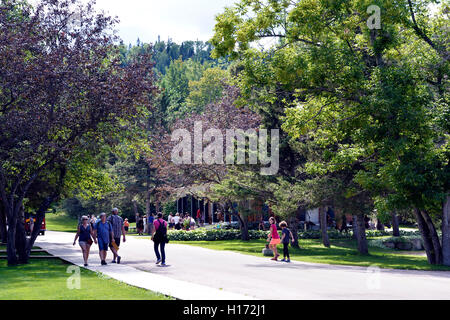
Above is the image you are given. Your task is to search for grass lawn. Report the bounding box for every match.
[173,238,450,272]
[45,212,79,232]
[0,258,171,300]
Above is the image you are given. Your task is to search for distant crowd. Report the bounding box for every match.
[135,210,205,235]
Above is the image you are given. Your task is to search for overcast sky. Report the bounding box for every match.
[86,0,236,45]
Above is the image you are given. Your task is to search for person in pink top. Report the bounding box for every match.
[152,213,168,266]
[267,217,281,261]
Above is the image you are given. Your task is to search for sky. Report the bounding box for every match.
[85,0,237,45]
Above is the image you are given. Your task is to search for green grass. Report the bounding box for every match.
[0,258,171,300]
[173,238,450,272]
[45,212,78,232]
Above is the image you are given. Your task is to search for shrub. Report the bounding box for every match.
[167,228,421,242]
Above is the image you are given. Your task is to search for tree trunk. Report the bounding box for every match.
[132,200,139,216]
[6,204,18,266]
[145,191,151,216]
[15,208,28,264]
[442,195,450,267]
[27,196,55,259]
[355,215,368,255]
[319,207,330,248]
[352,215,358,240]
[421,210,442,265]
[288,216,300,248]
[391,212,400,237]
[414,208,436,264]
[238,215,249,241]
[228,202,249,241]
[0,203,7,244]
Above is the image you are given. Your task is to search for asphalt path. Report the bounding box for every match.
[38,231,450,300]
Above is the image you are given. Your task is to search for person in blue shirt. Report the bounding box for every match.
[94,213,114,266]
[148,213,155,235]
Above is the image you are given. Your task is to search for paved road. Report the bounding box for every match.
[38,231,450,300]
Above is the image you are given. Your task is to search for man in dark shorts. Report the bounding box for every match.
[107,208,126,264]
[94,213,114,266]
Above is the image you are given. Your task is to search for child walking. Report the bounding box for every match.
[280,221,294,263]
[267,217,281,261]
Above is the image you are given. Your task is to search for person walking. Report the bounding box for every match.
[90,215,97,229]
[279,221,294,263]
[152,213,168,266]
[267,217,281,261]
[147,213,155,235]
[73,216,96,267]
[124,218,130,233]
[107,208,126,264]
[94,213,114,266]
[137,215,144,235]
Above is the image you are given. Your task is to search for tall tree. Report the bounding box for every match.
[0,0,156,265]
[211,0,448,263]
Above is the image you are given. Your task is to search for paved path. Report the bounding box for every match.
[38,231,450,300]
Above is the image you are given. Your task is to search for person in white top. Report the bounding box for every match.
[173,213,181,230]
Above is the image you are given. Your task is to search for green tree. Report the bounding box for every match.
[212,0,449,263]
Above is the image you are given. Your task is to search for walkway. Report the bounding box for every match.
[38,231,450,300]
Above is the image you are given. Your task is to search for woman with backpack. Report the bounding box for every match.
[152,213,168,266]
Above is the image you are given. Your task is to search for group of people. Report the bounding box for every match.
[73,207,294,266]
[73,209,169,267]
[135,213,155,236]
[167,212,197,231]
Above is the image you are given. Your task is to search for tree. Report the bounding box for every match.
[0,0,156,265]
[186,67,229,114]
[211,0,448,262]
[152,85,261,240]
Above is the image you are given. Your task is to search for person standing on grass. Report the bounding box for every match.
[94,213,114,266]
[124,218,130,233]
[267,217,281,261]
[108,208,126,264]
[73,216,96,267]
[152,213,168,266]
[279,221,294,263]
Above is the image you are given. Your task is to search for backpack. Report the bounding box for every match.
[154,219,169,243]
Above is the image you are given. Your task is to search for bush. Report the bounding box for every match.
[167,228,421,242]
[368,235,424,250]
[168,229,268,241]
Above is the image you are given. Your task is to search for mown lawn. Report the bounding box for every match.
[173,239,450,272]
[45,212,79,232]
[0,258,171,300]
